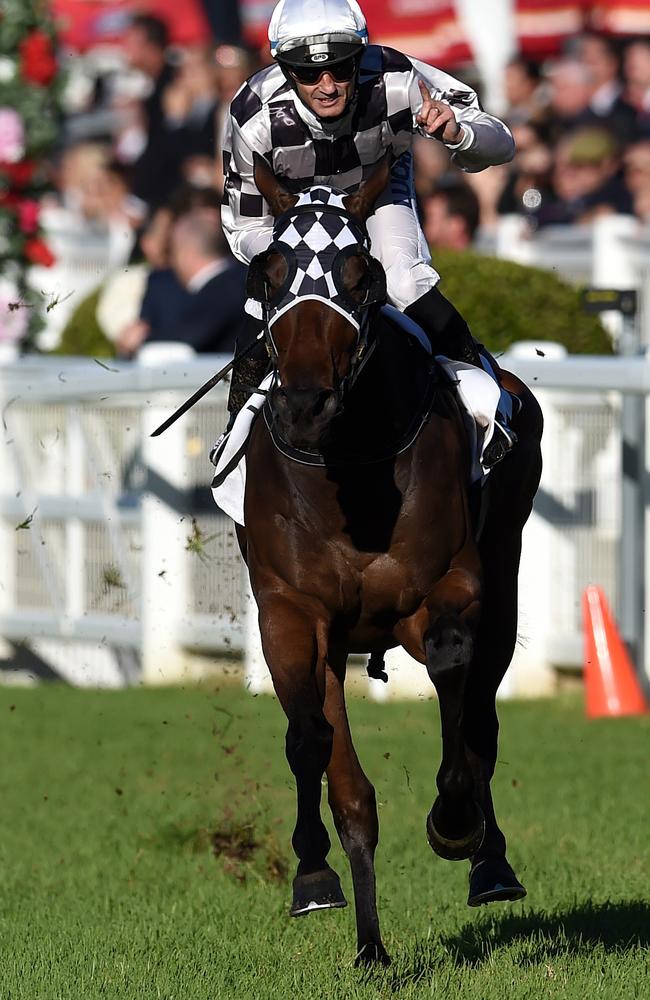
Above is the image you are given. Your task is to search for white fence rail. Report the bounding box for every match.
[1,350,647,696]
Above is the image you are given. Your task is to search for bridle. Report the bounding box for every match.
[246,192,386,402]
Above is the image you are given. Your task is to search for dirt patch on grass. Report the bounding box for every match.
[211,816,289,884]
[153,812,289,885]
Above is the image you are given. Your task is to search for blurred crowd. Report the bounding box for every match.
[420,33,650,252]
[45,14,650,356]
[50,14,257,357]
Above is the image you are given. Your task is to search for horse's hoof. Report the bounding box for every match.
[426,797,485,861]
[467,856,527,907]
[290,868,347,917]
[355,942,391,967]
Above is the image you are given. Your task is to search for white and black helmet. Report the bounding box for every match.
[269,0,368,72]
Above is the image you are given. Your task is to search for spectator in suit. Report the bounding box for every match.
[162,46,219,188]
[545,60,595,150]
[164,208,247,353]
[115,201,191,356]
[122,14,181,208]
[623,39,650,138]
[113,185,230,357]
[623,140,650,221]
[422,181,481,251]
[536,127,633,227]
[503,56,547,128]
[576,32,638,145]
[547,54,636,146]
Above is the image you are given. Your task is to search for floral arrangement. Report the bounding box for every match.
[0,1,63,349]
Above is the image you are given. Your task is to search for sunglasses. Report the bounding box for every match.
[289,56,358,85]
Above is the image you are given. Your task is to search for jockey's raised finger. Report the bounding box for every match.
[418,78,432,101]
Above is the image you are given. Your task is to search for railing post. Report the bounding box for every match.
[0,350,18,661]
[591,215,638,343]
[65,406,85,627]
[140,344,194,684]
[619,312,646,676]
[501,343,568,696]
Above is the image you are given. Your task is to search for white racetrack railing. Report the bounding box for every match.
[1,347,648,698]
[4,212,650,695]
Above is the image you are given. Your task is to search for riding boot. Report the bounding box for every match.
[226,316,269,428]
[404,287,516,467]
[404,286,483,367]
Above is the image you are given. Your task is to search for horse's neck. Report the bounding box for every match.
[337,317,432,442]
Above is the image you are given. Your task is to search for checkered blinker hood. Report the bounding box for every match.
[246,186,386,332]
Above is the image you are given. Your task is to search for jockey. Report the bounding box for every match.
[221,0,516,464]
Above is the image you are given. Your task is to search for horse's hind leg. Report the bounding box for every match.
[324,654,389,966]
[464,385,542,906]
[258,594,346,916]
[463,533,527,907]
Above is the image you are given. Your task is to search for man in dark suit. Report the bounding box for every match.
[164,209,247,353]
[122,14,182,208]
[577,32,639,145]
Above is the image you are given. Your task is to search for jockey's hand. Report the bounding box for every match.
[416,79,462,144]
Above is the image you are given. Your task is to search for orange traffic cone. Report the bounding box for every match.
[582,585,649,718]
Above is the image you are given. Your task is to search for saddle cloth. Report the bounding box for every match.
[210,363,501,527]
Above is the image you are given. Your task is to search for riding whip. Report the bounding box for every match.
[149,331,265,437]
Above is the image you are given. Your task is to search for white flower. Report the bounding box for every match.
[0,107,25,163]
[0,58,16,83]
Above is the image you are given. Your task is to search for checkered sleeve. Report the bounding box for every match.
[220,90,275,264]
[408,57,514,173]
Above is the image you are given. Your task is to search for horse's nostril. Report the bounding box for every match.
[274,386,340,434]
[313,390,336,417]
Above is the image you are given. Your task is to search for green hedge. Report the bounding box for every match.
[52,250,612,359]
[433,249,613,355]
[53,286,116,358]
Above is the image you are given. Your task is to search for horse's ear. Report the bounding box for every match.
[343,153,393,224]
[253,152,298,218]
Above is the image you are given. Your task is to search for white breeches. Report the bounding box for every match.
[366,152,440,312]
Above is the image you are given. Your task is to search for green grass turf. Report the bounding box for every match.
[0,683,647,999]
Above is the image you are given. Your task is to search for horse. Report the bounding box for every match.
[233,153,543,965]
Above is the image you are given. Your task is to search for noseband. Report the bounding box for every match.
[246,187,386,400]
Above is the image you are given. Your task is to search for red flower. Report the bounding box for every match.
[0,161,36,187]
[19,31,57,87]
[0,189,20,209]
[25,238,56,267]
[17,200,40,234]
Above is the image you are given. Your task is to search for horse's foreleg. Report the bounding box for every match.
[257,593,346,916]
[324,656,389,966]
[418,569,484,861]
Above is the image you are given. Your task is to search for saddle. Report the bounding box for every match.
[210,308,506,526]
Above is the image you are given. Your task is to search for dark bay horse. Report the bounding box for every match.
[236,154,543,965]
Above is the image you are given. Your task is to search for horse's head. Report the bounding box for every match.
[248,153,391,450]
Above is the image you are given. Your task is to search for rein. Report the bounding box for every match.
[260,297,378,403]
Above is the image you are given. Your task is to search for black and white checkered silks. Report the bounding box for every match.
[261,187,372,333]
[221,44,514,300]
